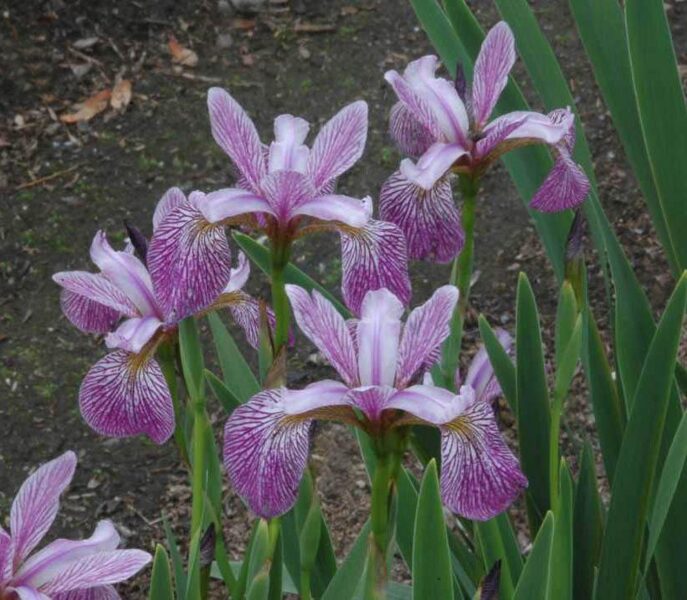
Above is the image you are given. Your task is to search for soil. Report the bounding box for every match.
[1,0,685,597]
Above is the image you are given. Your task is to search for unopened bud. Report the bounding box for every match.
[454,63,467,103]
[199,523,216,569]
[124,221,149,265]
[564,209,586,305]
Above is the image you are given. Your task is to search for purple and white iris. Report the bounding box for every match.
[0,451,150,600]
[53,188,266,444]
[156,88,411,315]
[223,285,526,520]
[380,21,590,263]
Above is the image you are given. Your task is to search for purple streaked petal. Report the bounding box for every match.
[340,218,411,317]
[224,291,271,350]
[283,380,350,414]
[147,195,232,322]
[104,316,162,354]
[440,391,527,520]
[38,550,150,595]
[487,110,572,146]
[345,386,394,422]
[379,170,463,263]
[356,289,404,387]
[223,389,311,518]
[389,102,435,158]
[197,188,275,224]
[207,87,267,192]
[385,69,441,140]
[12,587,49,600]
[89,232,158,318]
[285,285,358,386]
[0,527,12,581]
[268,114,310,173]
[223,252,250,294]
[15,521,119,588]
[529,153,589,212]
[59,291,121,336]
[400,142,467,190]
[471,22,516,128]
[53,272,138,321]
[10,451,77,565]
[294,194,369,228]
[53,586,120,600]
[260,170,316,224]
[152,187,186,231]
[396,285,459,387]
[402,56,469,144]
[474,113,528,160]
[79,351,174,444]
[307,101,368,191]
[465,329,513,404]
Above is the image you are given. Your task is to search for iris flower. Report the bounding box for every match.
[152,88,411,315]
[380,21,590,263]
[223,285,526,520]
[0,451,150,600]
[53,188,267,444]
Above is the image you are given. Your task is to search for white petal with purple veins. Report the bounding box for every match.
[53,272,138,319]
[260,170,316,224]
[53,585,120,600]
[529,153,589,212]
[207,87,267,192]
[153,187,186,231]
[9,452,77,565]
[379,171,463,263]
[389,102,435,158]
[79,351,174,444]
[59,290,121,335]
[345,386,394,422]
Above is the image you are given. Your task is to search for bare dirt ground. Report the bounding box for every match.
[1,0,685,596]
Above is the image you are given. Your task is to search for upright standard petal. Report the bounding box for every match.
[260,170,316,224]
[389,102,435,158]
[400,142,467,190]
[356,289,404,387]
[440,392,527,520]
[89,232,159,318]
[207,87,267,192]
[10,451,77,565]
[340,218,411,317]
[294,194,369,228]
[268,114,310,173]
[79,351,174,444]
[396,285,459,387]
[379,171,463,263]
[285,285,359,386]
[465,329,512,404]
[147,194,232,322]
[471,22,516,128]
[307,101,368,191]
[152,187,186,231]
[59,291,121,336]
[224,389,312,518]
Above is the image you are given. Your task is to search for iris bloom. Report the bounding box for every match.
[380,21,590,263]
[224,285,526,520]
[0,451,150,599]
[53,188,266,444]
[156,88,411,315]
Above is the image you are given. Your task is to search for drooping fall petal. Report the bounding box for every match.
[59,291,122,335]
[53,586,120,600]
[53,272,138,321]
[152,187,186,231]
[529,153,589,212]
[379,171,463,263]
[79,351,174,444]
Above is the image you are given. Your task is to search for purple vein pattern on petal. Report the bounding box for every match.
[285,285,358,386]
[79,351,174,444]
[340,219,411,316]
[465,329,512,404]
[0,527,12,582]
[225,291,271,350]
[389,102,435,158]
[10,451,77,565]
[207,87,266,192]
[379,170,463,263]
[198,188,274,224]
[152,187,186,231]
[471,22,516,128]
[38,550,151,596]
[440,394,527,520]
[59,291,121,335]
[529,155,589,212]
[346,386,395,421]
[260,171,315,224]
[307,100,368,191]
[224,389,312,518]
[396,285,459,387]
[147,194,232,322]
[53,272,138,320]
[53,586,120,600]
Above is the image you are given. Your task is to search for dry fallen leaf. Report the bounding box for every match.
[168,35,198,67]
[60,90,111,123]
[110,79,132,110]
[72,36,99,49]
[231,18,257,31]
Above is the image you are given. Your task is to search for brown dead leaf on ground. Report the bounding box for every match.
[168,35,198,67]
[294,22,337,33]
[60,90,111,123]
[231,18,257,31]
[110,79,132,110]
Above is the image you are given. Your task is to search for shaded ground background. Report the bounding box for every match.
[1,0,685,596]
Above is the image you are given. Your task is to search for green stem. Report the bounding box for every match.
[300,568,312,600]
[440,176,478,389]
[157,343,189,465]
[191,400,209,537]
[549,393,563,505]
[270,238,292,356]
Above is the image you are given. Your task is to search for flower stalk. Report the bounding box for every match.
[440,175,478,389]
[158,342,190,465]
[270,236,292,357]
